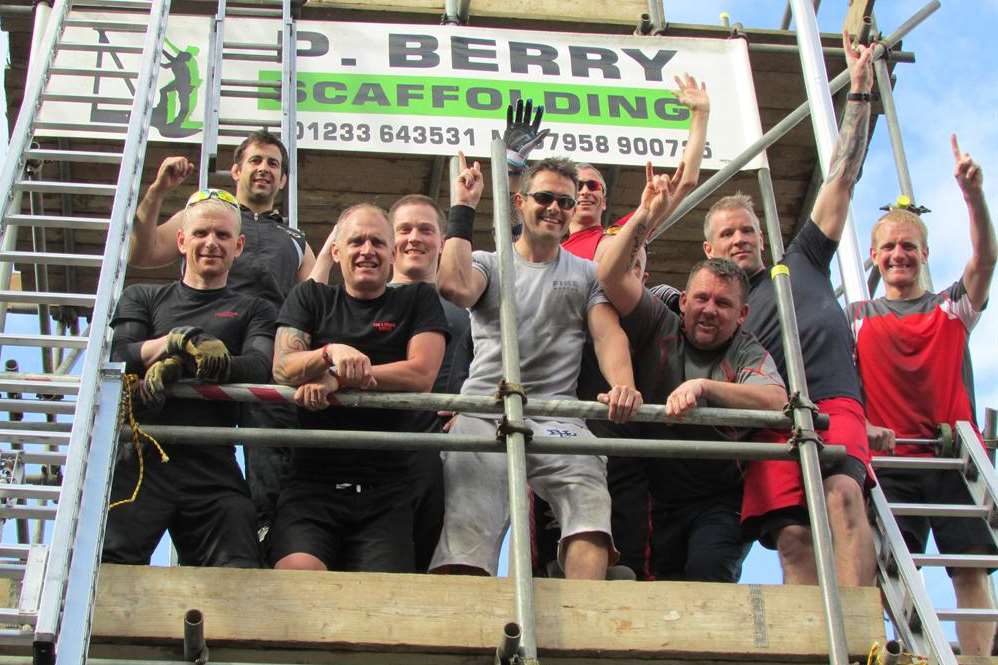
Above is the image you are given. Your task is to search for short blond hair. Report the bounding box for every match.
[183,199,241,233]
[332,203,391,242]
[703,192,759,240]
[871,208,928,248]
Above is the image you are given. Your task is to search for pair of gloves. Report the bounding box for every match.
[140,327,230,408]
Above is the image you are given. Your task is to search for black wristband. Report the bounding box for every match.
[846,92,871,102]
[446,205,476,242]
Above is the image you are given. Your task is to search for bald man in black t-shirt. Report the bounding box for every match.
[106,190,276,568]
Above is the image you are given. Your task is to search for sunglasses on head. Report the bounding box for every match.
[527,191,576,210]
[578,179,603,193]
[186,188,239,209]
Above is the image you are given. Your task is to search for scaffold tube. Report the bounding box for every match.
[158,382,829,430]
[124,425,848,462]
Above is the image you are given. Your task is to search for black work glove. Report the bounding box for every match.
[140,355,185,409]
[504,99,550,174]
[165,326,231,382]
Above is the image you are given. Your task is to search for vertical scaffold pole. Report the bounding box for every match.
[757,167,850,665]
[489,138,538,662]
[789,0,868,304]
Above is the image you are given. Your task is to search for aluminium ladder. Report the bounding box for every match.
[0,0,171,662]
[871,421,998,665]
[199,0,299,228]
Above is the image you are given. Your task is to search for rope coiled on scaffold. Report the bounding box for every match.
[108,374,170,510]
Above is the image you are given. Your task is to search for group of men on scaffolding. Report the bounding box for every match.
[104,29,996,656]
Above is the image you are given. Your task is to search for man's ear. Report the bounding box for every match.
[737,302,749,327]
[679,290,688,315]
[234,233,245,258]
[703,240,713,258]
[278,172,288,191]
[176,227,186,254]
[230,161,240,184]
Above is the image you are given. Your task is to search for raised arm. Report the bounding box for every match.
[504,99,549,194]
[307,227,336,283]
[596,162,683,316]
[588,303,642,423]
[130,156,194,267]
[810,31,874,241]
[438,152,488,308]
[952,134,997,309]
[297,243,320,284]
[667,74,710,213]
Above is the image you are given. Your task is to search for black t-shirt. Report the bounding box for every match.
[743,220,863,403]
[227,207,308,310]
[277,279,450,480]
[110,281,276,455]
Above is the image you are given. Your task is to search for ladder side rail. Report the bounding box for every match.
[199,0,227,189]
[51,367,124,665]
[870,485,958,665]
[281,0,297,229]
[955,420,998,548]
[33,0,173,647]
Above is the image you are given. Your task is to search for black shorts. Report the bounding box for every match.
[877,467,998,576]
[241,402,297,529]
[102,448,261,568]
[652,496,749,582]
[269,477,414,572]
[607,456,651,580]
[410,450,444,573]
[748,454,869,549]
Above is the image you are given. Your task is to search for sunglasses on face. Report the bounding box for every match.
[527,191,577,210]
[186,188,240,209]
[578,179,604,193]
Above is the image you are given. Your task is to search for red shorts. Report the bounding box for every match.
[741,397,872,526]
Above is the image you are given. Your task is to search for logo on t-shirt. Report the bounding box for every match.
[551,280,583,292]
[373,321,397,332]
[215,310,240,318]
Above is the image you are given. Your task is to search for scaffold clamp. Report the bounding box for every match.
[495,380,528,405]
[496,416,532,443]
[787,426,824,454]
[783,391,819,420]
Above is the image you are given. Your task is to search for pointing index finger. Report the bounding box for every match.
[458,150,468,171]
[645,161,654,183]
[951,133,962,161]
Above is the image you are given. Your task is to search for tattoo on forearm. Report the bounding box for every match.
[826,101,870,189]
[273,326,312,383]
[628,221,649,265]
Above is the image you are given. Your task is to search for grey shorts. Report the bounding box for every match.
[430,415,615,575]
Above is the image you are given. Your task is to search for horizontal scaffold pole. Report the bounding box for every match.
[158,382,831,430]
[126,425,847,462]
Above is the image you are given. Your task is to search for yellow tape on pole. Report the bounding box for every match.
[770,264,790,279]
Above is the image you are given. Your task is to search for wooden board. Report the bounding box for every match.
[93,564,885,661]
[303,0,648,26]
[843,0,877,39]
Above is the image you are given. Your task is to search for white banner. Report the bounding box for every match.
[40,14,767,169]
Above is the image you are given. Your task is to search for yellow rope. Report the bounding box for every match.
[108,374,169,510]
[867,642,880,665]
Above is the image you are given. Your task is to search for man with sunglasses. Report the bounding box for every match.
[105,190,276,568]
[129,131,321,535]
[430,155,641,580]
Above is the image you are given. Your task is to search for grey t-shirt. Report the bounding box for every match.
[461,248,601,401]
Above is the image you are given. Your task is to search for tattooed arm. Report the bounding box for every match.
[811,31,875,242]
[272,325,375,389]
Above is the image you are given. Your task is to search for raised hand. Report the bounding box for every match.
[452,151,484,209]
[951,134,983,197]
[151,156,194,194]
[843,30,875,94]
[504,99,550,172]
[675,73,709,114]
[639,161,685,228]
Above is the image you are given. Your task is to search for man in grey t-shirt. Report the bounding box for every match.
[430,155,642,580]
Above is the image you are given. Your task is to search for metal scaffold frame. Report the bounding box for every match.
[2,1,990,664]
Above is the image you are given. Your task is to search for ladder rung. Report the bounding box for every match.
[889,502,990,518]
[219,117,281,127]
[936,608,998,622]
[910,553,998,568]
[48,67,137,78]
[0,429,73,445]
[226,7,282,16]
[26,148,122,164]
[33,120,128,134]
[0,608,37,625]
[0,504,58,520]
[0,564,26,579]
[41,92,133,106]
[220,90,281,100]
[221,53,281,63]
[221,78,281,89]
[70,0,153,9]
[0,484,61,501]
[0,333,89,349]
[18,451,69,465]
[0,290,96,308]
[0,629,34,644]
[0,251,103,268]
[13,180,117,196]
[223,42,279,51]
[0,545,31,559]
[4,213,111,230]
[0,398,76,415]
[0,421,71,433]
[63,18,146,32]
[872,457,966,471]
[0,378,80,395]
[55,42,144,54]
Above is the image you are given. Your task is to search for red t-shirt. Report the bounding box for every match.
[850,281,984,457]
[561,214,630,260]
